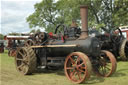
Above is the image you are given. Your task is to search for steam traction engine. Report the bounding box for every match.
[4,35,29,57]
[15,6,117,84]
[94,27,128,60]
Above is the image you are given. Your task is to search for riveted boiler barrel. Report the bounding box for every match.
[47,37,101,57]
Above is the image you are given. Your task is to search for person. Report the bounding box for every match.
[70,20,78,28]
[0,43,4,53]
[12,40,17,48]
[67,20,81,38]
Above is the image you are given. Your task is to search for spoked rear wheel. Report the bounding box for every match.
[15,47,36,75]
[64,52,92,84]
[94,50,117,77]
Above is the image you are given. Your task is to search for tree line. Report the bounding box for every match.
[26,0,128,32]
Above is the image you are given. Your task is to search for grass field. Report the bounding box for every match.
[0,50,128,85]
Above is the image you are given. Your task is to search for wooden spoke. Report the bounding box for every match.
[77,62,84,67]
[77,72,82,80]
[17,63,24,69]
[18,51,24,57]
[69,56,75,64]
[16,58,23,61]
[80,66,86,69]
[78,68,85,73]
[101,66,106,75]
[76,57,80,65]
[72,72,77,81]
[66,67,74,70]
[105,66,111,70]
[70,70,76,78]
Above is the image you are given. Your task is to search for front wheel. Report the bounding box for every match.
[93,50,117,77]
[64,52,92,84]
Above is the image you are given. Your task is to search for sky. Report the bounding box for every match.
[1,0,44,35]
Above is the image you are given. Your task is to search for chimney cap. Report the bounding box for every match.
[80,5,88,8]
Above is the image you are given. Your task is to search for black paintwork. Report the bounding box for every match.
[35,25,101,67]
[47,37,100,57]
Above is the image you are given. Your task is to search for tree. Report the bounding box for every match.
[27,0,59,32]
[0,34,4,40]
[112,0,128,27]
[96,0,128,30]
[26,0,128,32]
[30,29,36,33]
[27,0,102,32]
[8,32,20,36]
[30,29,41,33]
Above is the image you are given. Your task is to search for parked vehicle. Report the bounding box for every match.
[4,35,29,57]
[89,27,128,60]
[119,26,128,40]
[15,6,117,84]
[0,40,5,53]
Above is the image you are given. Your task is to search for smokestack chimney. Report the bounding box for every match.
[79,5,88,39]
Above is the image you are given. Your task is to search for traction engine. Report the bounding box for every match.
[15,6,117,84]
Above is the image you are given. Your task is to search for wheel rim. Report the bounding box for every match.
[94,50,117,77]
[64,52,91,84]
[125,40,128,58]
[15,48,29,74]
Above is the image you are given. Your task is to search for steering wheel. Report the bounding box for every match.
[101,27,124,43]
[110,28,122,36]
[110,28,124,43]
[54,24,68,37]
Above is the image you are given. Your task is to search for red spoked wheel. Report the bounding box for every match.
[64,52,92,84]
[94,50,117,77]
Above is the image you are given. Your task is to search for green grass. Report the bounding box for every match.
[0,50,128,85]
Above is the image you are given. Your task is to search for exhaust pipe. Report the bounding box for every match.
[79,5,88,39]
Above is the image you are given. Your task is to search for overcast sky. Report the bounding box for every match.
[1,0,44,35]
